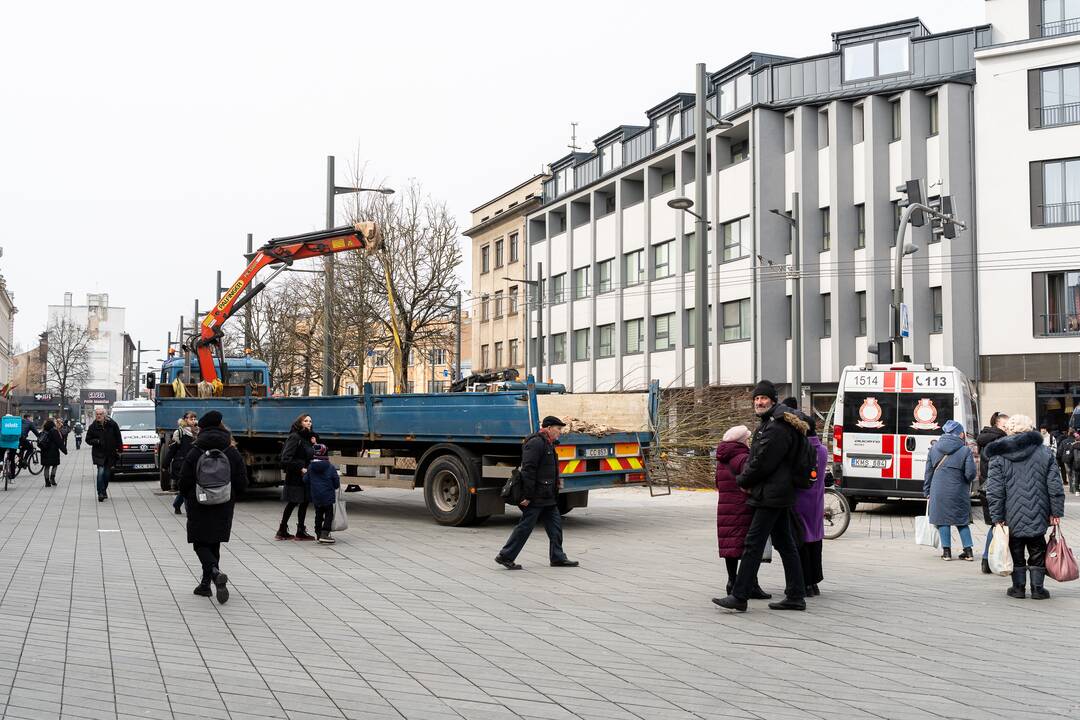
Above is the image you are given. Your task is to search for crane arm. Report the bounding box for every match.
[194,222,380,387]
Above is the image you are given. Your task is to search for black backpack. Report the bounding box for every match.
[790,429,818,490]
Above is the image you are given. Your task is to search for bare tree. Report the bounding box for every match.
[46,317,92,403]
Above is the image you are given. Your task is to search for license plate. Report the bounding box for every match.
[850,457,888,469]
[133,464,156,470]
[583,447,609,458]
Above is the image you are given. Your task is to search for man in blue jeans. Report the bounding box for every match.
[496,416,578,570]
[85,407,122,502]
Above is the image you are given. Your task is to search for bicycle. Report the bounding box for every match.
[3,449,15,491]
[17,442,42,477]
[823,486,851,540]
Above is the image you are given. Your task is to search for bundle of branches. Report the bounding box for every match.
[654,387,758,488]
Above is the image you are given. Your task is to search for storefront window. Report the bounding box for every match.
[1036,383,1080,433]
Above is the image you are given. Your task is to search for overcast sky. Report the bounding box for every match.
[0,0,984,362]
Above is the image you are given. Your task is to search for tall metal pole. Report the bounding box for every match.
[430,347,435,393]
[136,340,142,399]
[455,290,462,381]
[694,62,709,391]
[790,192,802,404]
[244,233,254,350]
[323,155,336,396]
[535,261,544,381]
[892,204,918,364]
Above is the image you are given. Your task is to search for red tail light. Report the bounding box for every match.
[122,444,131,451]
[626,473,645,483]
[832,425,843,463]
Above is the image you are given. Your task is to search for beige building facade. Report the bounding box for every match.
[339,314,471,394]
[464,175,546,378]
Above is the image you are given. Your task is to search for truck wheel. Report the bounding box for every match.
[423,455,477,526]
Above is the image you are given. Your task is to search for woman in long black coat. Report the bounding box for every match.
[39,418,67,488]
[178,411,247,604]
[276,414,316,541]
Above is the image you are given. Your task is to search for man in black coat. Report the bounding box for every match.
[714,380,807,613]
[495,416,578,570]
[84,407,123,502]
[178,411,247,604]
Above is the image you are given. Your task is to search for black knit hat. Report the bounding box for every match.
[198,411,223,429]
[751,380,778,403]
[781,396,798,409]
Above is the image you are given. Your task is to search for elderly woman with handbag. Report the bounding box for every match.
[985,414,1066,600]
[923,419,977,561]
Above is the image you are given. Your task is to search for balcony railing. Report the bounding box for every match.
[1042,201,1080,226]
[1041,313,1080,335]
[575,156,600,188]
[623,130,653,165]
[1040,102,1080,128]
[1040,17,1080,37]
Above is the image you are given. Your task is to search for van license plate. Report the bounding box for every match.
[851,458,888,469]
[133,464,156,470]
[584,447,609,458]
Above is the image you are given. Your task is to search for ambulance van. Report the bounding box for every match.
[830,363,979,510]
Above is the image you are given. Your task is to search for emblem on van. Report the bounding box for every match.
[911,398,940,431]
[856,397,885,429]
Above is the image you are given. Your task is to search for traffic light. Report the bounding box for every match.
[940,196,958,239]
[899,179,926,227]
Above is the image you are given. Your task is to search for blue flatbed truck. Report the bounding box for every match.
[153,357,659,526]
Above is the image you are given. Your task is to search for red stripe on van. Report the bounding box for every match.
[884,372,897,393]
[881,434,894,478]
[899,435,912,479]
[901,372,914,393]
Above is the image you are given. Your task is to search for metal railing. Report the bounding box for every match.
[1041,201,1080,225]
[575,156,600,188]
[623,130,653,165]
[1041,313,1080,335]
[1040,102,1080,127]
[542,177,557,203]
[1040,17,1080,37]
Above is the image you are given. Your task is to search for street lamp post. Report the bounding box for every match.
[770,192,801,405]
[322,154,394,397]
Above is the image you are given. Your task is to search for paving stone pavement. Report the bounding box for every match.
[1,452,1079,720]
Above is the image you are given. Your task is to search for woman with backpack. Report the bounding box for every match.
[39,418,67,487]
[177,411,247,604]
[923,419,977,561]
[163,412,198,514]
[276,413,316,541]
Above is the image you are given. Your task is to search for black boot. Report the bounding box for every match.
[980,557,992,574]
[941,548,952,561]
[1029,567,1050,600]
[1007,567,1027,599]
[958,547,974,562]
[293,525,315,541]
[212,569,229,604]
[193,572,212,597]
[749,586,772,600]
[275,523,293,540]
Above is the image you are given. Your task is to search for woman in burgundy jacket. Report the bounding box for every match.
[715,426,771,601]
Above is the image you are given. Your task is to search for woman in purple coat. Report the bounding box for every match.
[714,426,771,602]
[794,422,828,596]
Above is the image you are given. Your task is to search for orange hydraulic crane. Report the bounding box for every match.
[190,222,381,390]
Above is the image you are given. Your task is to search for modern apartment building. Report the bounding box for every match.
[464,175,546,377]
[48,292,128,400]
[976,0,1080,430]
[526,17,989,417]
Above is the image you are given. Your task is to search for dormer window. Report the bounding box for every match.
[600,141,623,174]
[842,36,910,82]
[653,111,681,147]
[719,73,752,116]
[555,167,573,195]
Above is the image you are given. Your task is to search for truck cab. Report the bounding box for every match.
[157,356,271,395]
[110,399,161,476]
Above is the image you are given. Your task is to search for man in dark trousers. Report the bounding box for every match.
[714,380,807,612]
[495,416,579,570]
[85,407,123,502]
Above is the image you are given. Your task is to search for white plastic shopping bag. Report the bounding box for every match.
[988,524,1013,576]
[915,504,940,548]
[331,489,348,531]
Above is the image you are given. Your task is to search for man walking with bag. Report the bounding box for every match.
[495,416,578,570]
[714,381,807,612]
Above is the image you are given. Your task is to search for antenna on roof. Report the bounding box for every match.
[568,122,579,152]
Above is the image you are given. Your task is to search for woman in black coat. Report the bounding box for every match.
[178,411,247,604]
[39,418,67,488]
[276,413,316,541]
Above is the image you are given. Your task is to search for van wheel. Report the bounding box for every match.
[846,497,859,512]
[423,455,477,526]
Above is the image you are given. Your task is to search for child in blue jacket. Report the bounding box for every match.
[306,444,341,544]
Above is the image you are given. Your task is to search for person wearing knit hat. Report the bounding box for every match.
[306,443,340,543]
[752,380,778,404]
[924,417,977,562]
[198,410,223,429]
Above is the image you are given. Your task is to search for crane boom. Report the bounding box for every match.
[193,222,380,388]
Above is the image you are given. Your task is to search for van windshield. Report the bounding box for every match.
[112,409,155,431]
[843,392,898,434]
[898,394,955,436]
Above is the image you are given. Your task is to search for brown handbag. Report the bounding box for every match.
[1046,526,1079,583]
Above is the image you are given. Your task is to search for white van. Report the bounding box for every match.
[110,399,161,476]
[830,363,979,509]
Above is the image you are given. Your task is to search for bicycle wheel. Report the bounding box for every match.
[27,450,43,476]
[823,488,851,540]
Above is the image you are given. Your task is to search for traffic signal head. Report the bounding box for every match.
[354,221,383,251]
[941,196,958,239]
[898,179,925,227]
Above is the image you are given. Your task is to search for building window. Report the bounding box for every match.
[481,344,489,370]
[931,287,944,333]
[624,318,644,354]
[856,204,866,249]
[573,267,589,300]
[785,296,792,339]
[494,239,504,268]
[605,194,617,215]
[573,329,589,361]
[686,306,713,346]
[493,290,504,318]
[653,111,680,147]
[509,338,519,366]
[722,217,750,261]
[843,37,911,82]
[1041,0,1080,37]
[721,299,750,342]
[481,295,490,321]
[481,245,490,273]
[1040,64,1080,128]
[597,259,614,294]
[551,273,566,303]
[685,231,714,271]
[822,294,832,337]
[494,342,503,368]
[624,250,644,286]
[652,313,675,351]
[660,170,676,193]
[430,348,447,365]
[551,333,566,364]
[374,353,388,367]
[601,141,623,174]
[1038,270,1080,334]
[509,232,519,263]
[555,167,573,196]
[856,291,867,336]
[406,382,415,394]
[598,323,615,358]
[369,381,387,394]
[1036,157,1080,226]
[509,286,519,315]
[730,140,749,164]
[653,240,673,279]
[890,99,902,141]
[821,207,831,251]
[928,94,939,136]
